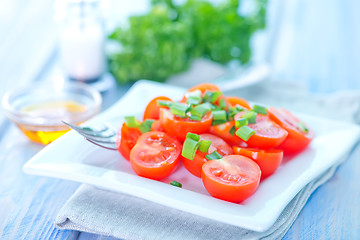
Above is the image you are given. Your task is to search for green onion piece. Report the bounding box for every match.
[212,110,227,121]
[229,126,236,136]
[189,115,202,121]
[298,122,309,133]
[235,118,248,128]
[170,102,188,117]
[198,140,212,153]
[219,98,226,109]
[170,181,182,188]
[138,119,155,133]
[186,90,202,105]
[186,132,200,141]
[124,116,141,128]
[181,138,200,160]
[204,91,222,103]
[253,104,268,115]
[212,120,227,126]
[205,151,223,160]
[158,100,172,107]
[228,105,244,119]
[242,111,257,124]
[190,103,212,118]
[235,125,255,141]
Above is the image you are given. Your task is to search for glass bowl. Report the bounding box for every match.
[2,81,102,144]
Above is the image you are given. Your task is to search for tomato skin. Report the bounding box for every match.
[188,83,221,93]
[201,155,261,203]
[130,131,182,180]
[117,123,142,160]
[143,96,172,121]
[234,112,288,149]
[233,147,283,179]
[226,96,251,110]
[182,134,233,177]
[150,120,164,132]
[159,108,213,142]
[267,107,314,154]
[209,121,247,147]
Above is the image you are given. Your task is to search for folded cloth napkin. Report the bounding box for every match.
[55,80,360,240]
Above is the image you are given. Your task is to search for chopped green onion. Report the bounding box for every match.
[211,120,227,126]
[229,126,236,136]
[235,118,248,128]
[219,98,226,109]
[190,103,212,118]
[170,181,182,188]
[205,151,223,160]
[253,104,268,115]
[189,115,202,121]
[170,102,188,117]
[198,140,212,153]
[186,132,200,141]
[298,122,309,133]
[212,110,227,121]
[242,111,257,124]
[181,138,200,160]
[235,125,255,141]
[124,116,141,128]
[204,91,222,103]
[186,90,202,105]
[158,100,172,107]
[138,119,155,133]
[228,105,244,119]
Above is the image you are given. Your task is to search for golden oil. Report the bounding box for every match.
[17,100,87,144]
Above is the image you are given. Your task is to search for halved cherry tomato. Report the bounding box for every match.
[130,131,182,180]
[233,147,283,179]
[159,108,213,142]
[143,96,172,121]
[117,123,142,160]
[234,112,288,149]
[201,155,261,203]
[268,107,314,154]
[226,96,251,110]
[182,134,233,177]
[209,121,247,147]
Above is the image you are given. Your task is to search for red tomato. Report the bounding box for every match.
[209,121,247,147]
[143,96,172,121]
[130,131,182,180]
[159,108,213,142]
[182,134,233,177]
[188,83,221,93]
[233,147,283,179]
[268,107,314,154]
[201,155,261,203]
[226,96,251,110]
[150,120,164,132]
[234,112,288,149]
[117,123,142,160]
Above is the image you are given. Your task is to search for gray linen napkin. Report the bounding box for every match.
[55,81,360,240]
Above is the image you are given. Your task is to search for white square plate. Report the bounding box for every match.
[23,80,360,232]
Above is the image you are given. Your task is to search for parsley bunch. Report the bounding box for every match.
[108,0,267,84]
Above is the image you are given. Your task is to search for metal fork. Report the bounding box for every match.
[62,121,118,150]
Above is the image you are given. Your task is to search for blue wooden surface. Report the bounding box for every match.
[1,0,360,239]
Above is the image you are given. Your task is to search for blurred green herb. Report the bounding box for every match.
[108,0,267,84]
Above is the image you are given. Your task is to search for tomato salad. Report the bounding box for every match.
[116,83,314,203]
